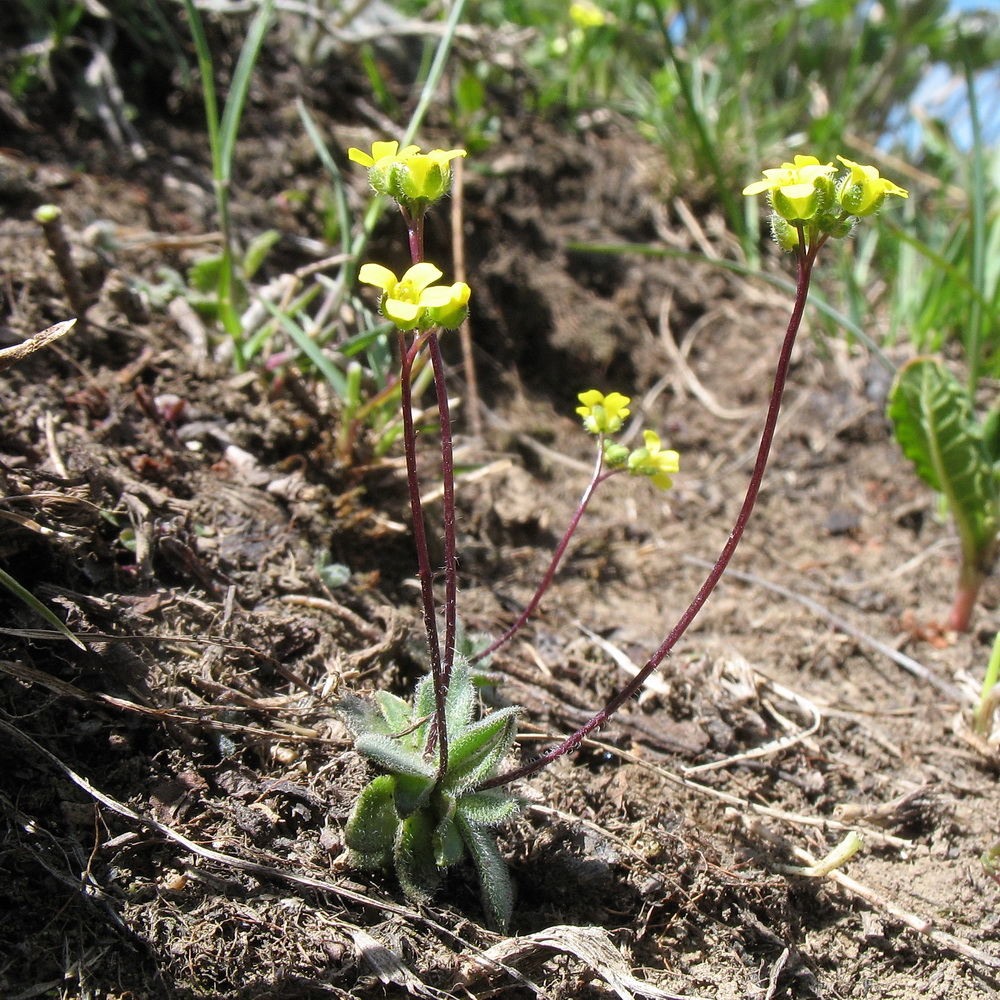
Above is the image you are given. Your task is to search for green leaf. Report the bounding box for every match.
[395,810,441,902]
[456,790,521,827]
[444,656,475,734]
[393,772,435,819]
[187,254,222,294]
[442,706,520,795]
[457,815,513,932]
[412,673,437,747]
[242,229,279,280]
[376,690,413,736]
[337,695,390,737]
[0,567,85,650]
[344,775,397,865]
[354,733,434,780]
[432,794,465,868]
[888,357,1000,557]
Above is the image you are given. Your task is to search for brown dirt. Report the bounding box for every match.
[2,20,999,1000]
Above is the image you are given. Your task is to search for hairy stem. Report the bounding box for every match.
[478,239,819,790]
[398,331,447,771]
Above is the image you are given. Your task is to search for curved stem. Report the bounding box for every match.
[471,443,616,664]
[478,243,819,790]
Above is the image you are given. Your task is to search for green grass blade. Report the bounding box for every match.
[0,567,85,650]
[257,295,348,397]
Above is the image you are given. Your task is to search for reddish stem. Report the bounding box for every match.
[398,330,447,770]
[478,239,819,790]
[471,444,617,664]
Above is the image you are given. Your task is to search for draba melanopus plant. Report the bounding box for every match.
[338,142,907,930]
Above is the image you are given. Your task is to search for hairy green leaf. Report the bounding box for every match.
[376,690,413,735]
[395,810,441,902]
[457,790,521,827]
[354,733,434,779]
[412,673,436,747]
[393,772,435,818]
[344,775,397,865]
[444,655,475,734]
[338,694,390,737]
[432,794,465,868]
[457,815,513,932]
[442,707,520,794]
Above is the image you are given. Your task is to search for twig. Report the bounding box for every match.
[34,205,90,318]
[683,556,966,703]
[683,663,822,774]
[786,840,1000,971]
[0,319,76,373]
[0,714,551,998]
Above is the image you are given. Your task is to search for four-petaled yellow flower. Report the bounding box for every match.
[627,430,680,491]
[576,390,631,435]
[347,140,420,169]
[836,156,909,216]
[349,140,467,206]
[359,262,470,332]
[392,149,467,204]
[742,155,836,223]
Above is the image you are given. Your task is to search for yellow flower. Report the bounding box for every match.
[836,156,909,216]
[576,390,631,435]
[347,140,420,169]
[359,262,463,331]
[570,1,607,28]
[627,430,679,491]
[391,148,467,205]
[743,154,837,222]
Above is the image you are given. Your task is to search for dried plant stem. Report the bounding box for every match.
[34,205,89,318]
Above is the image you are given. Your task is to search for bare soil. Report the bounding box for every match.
[2,25,999,1000]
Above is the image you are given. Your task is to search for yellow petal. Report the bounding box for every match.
[401,262,444,292]
[359,263,398,291]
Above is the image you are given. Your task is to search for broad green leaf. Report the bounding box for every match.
[456,790,521,827]
[442,707,519,795]
[395,810,441,902]
[888,357,1000,556]
[337,695,389,737]
[457,816,513,932]
[344,775,397,864]
[354,733,434,779]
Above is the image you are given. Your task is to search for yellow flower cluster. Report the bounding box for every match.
[743,154,908,250]
[576,390,679,491]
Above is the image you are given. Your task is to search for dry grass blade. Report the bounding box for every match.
[462,924,710,1000]
[0,320,76,373]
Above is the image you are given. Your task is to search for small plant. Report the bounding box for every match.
[337,144,907,929]
[340,657,521,929]
[888,357,1000,631]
